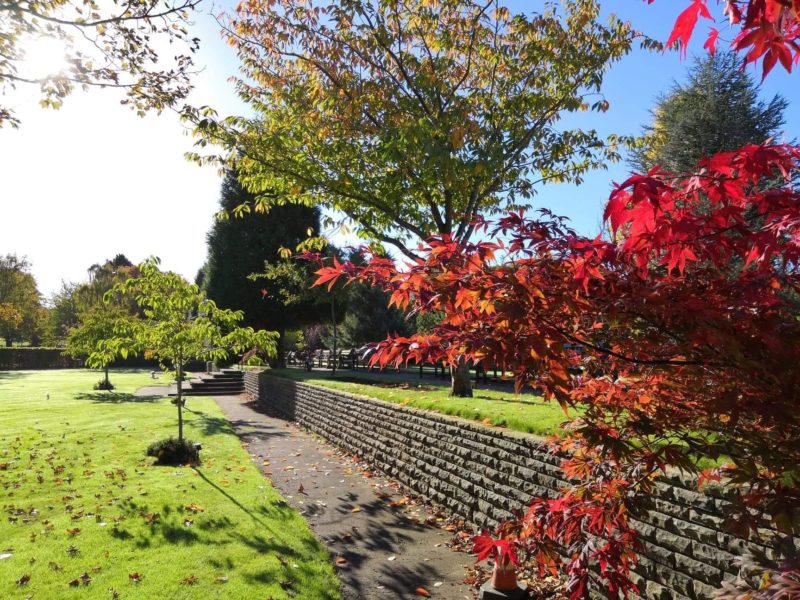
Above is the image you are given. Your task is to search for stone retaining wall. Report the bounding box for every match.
[245,371,787,599]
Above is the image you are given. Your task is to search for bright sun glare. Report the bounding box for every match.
[23,37,70,80]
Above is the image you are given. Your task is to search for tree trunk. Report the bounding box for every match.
[331,292,337,377]
[276,326,287,368]
[450,356,473,397]
[104,366,110,389]
[177,365,184,441]
[5,336,12,348]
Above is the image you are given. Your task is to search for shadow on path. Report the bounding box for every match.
[214,395,472,600]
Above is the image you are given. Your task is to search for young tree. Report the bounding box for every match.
[315,142,800,597]
[188,0,634,395]
[64,303,135,390]
[0,0,202,127]
[631,51,789,175]
[110,258,277,440]
[200,170,325,355]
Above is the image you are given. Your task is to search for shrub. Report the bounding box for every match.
[93,379,115,391]
[146,437,200,466]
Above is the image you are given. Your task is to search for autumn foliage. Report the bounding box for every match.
[313,142,800,596]
[658,0,800,78]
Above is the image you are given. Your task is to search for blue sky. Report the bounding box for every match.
[0,1,797,296]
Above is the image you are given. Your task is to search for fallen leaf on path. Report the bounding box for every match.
[387,556,396,561]
[335,556,348,565]
[351,507,361,513]
[415,587,430,596]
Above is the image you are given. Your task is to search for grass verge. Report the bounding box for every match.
[0,369,340,600]
[269,368,570,437]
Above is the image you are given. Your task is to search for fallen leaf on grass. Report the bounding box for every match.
[184,503,204,513]
[67,528,81,536]
[16,574,30,586]
[215,575,228,583]
[128,572,143,583]
[68,572,92,587]
[181,575,199,585]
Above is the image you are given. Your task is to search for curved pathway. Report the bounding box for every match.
[214,394,474,600]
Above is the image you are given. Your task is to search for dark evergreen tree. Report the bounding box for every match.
[201,170,325,360]
[631,52,789,175]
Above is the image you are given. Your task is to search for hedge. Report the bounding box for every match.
[0,348,207,371]
[0,348,82,370]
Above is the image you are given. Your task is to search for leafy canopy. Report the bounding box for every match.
[0,0,202,127]
[0,254,44,346]
[108,258,278,374]
[189,0,633,256]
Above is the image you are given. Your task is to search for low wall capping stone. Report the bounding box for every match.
[245,370,786,600]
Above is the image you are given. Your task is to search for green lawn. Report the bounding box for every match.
[269,368,570,437]
[0,369,340,600]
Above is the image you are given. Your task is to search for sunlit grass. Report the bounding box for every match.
[269,368,570,437]
[0,369,340,599]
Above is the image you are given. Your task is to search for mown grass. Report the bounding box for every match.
[0,369,340,600]
[269,368,571,437]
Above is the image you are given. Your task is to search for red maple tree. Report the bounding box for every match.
[313,142,800,597]
[654,0,800,78]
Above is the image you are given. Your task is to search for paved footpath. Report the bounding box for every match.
[214,395,475,600]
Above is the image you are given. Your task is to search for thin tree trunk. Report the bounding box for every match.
[177,365,184,441]
[331,292,337,377]
[277,326,287,368]
[450,356,473,397]
[104,366,110,389]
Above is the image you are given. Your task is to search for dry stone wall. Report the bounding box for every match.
[245,371,788,600]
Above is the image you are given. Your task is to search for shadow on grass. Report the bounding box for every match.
[74,392,162,404]
[183,406,236,436]
[0,371,27,380]
[194,468,269,527]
